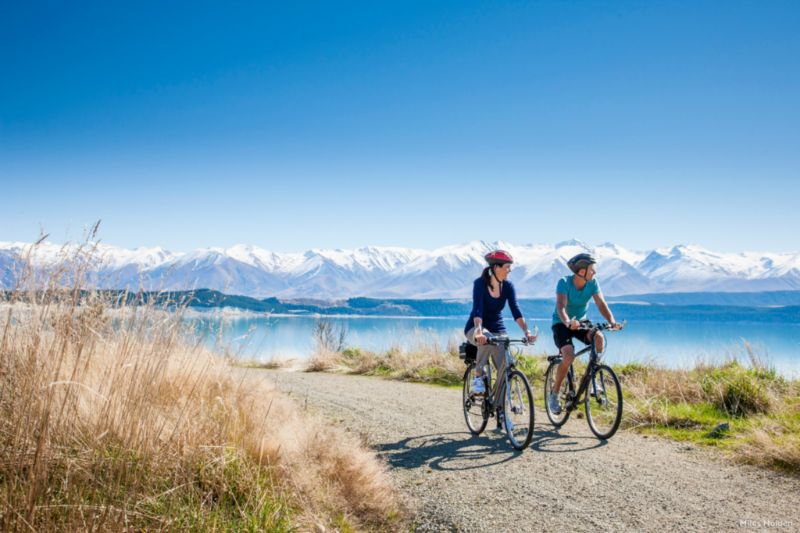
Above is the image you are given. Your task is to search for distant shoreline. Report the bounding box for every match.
[185,309,800,326]
[5,288,800,323]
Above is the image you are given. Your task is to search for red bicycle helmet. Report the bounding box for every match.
[484,249,514,266]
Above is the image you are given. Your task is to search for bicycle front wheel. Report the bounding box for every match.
[544,361,571,427]
[503,370,534,450]
[584,364,623,440]
[463,364,488,435]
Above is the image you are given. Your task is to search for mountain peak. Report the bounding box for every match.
[555,239,590,250]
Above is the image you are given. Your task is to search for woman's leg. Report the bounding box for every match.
[466,327,489,377]
[490,344,506,407]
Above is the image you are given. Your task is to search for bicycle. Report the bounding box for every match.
[543,322,625,440]
[459,332,536,450]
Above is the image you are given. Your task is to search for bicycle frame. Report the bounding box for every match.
[463,331,538,448]
[480,335,529,416]
[554,325,615,412]
[564,346,598,411]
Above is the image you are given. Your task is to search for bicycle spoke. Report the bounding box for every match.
[504,370,534,450]
[544,361,571,427]
[463,364,488,434]
[585,364,623,440]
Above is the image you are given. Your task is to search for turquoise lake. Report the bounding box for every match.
[190,313,800,378]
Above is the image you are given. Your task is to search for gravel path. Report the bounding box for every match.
[246,369,800,532]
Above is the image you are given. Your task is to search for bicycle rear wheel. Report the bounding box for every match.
[463,364,488,434]
[503,370,534,450]
[584,364,623,440]
[544,361,571,427]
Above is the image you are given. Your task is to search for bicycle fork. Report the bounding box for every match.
[506,375,524,415]
[590,368,608,405]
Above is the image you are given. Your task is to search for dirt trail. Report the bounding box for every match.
[246,369,799,532]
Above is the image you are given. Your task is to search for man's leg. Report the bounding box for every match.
[594,331,605,353]
[552,344,575,395]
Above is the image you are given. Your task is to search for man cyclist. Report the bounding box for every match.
[548,253,622,415]
[465,249,537,428]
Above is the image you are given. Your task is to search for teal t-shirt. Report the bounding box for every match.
[551,276,601,325]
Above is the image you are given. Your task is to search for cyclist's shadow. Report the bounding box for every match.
[376,431,526,472]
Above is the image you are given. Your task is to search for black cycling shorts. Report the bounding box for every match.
[552,320,594,350]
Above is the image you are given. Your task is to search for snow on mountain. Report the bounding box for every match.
[634,245,798,292]
[0,241,77,266]
[143,251,290,296]
[95,245,179,270]
[367,243,486,299]
[595,242,647,266]
[218,244,295,271]
[765,252,800,277]
[1,240,799,299]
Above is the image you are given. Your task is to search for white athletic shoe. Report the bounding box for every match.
[471,376,486,395]
[548,392,562,415]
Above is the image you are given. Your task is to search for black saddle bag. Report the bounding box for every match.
[458,342,477,365]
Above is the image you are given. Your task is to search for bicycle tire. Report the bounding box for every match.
[584,364,623,440]
[463,364,488,434]
[503,370,534,450]
[544,361,571,427]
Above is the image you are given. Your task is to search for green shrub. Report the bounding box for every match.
[342,347,363,359]
[414,366,462,387]
[721,372,771,416]
[616,361,650,379]
[516,355,544,383]
[700,361,772,417]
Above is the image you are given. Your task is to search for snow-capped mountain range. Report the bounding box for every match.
[1,239,799,299]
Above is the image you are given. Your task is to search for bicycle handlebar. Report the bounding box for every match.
[484,332,538,346]
[486,337,532,345]
[592,320,627,332]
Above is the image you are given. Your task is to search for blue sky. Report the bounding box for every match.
[2,1,798,253]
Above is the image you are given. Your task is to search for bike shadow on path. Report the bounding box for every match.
[529,422,608,454]
[377,426,605,472]
[376,431,518,472]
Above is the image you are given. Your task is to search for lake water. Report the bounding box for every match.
[190,313,800,378]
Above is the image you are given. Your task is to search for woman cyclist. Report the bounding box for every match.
[465,250,537,424]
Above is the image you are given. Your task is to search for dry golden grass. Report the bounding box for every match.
[0,239,404,531]
[235,356,294,370]
[739,425,800,472]
[306,348,347,373]
[307,331,468,386]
